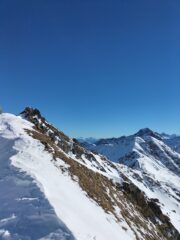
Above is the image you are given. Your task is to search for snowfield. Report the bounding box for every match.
[0,113,135,240]
[84,129,180,232]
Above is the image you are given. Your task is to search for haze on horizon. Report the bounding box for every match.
[0,0,180,138]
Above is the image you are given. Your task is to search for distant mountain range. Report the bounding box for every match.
[78,130,180,155]
[0,108,179,240]
[161,133,180,153]
[78,128,180,233]
[77,137,97,144]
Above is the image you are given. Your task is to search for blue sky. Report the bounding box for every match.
[0,0,180,137]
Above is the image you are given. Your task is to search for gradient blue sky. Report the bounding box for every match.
[0,0,180,137]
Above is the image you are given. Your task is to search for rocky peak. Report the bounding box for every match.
[20,107,74,153]
[20,107,44,121]
[135,128,162,140]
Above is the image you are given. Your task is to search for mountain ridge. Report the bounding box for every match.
[0,107,179,240]
[80,126,180,233]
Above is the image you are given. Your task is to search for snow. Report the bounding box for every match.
[0,113,135,240]
[0,122,76,239]
[161,133,180,153]
[119,162,180,231]
[0,215,16,223]
[117,136,180,232]
[88,136,135,162]
[0,230,11,239]
[77,137,97,144]
[68,150,122,182]
[15,197,39,201]
[86,131,180,232]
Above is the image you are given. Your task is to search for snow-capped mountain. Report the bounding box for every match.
[161,133,180,154]
[77,137,97,144]
[0,108,179,240]
[80,128,180,233]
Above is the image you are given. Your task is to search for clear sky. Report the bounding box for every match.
[0,0,180,138]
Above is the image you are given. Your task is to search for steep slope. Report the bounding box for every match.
[161,133,180,154]
[0,109,179,240]
[0,114,75,240]
[82,128,180,232]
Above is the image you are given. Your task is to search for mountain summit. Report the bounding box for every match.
[82,128,180,234]
[0,108,179,240]
[135,127,162,140]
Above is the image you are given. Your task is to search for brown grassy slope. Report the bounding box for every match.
[27,128,180,240]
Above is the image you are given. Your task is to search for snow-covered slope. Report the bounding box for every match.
[0,109,179,240]
[0,113,130,240]
[161,133,180,154]
[82,128,180,232]
[0,114,76,240]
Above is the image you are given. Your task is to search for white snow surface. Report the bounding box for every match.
[0,113,135,240]
[161,133,180,154]
[85,132,180,232]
